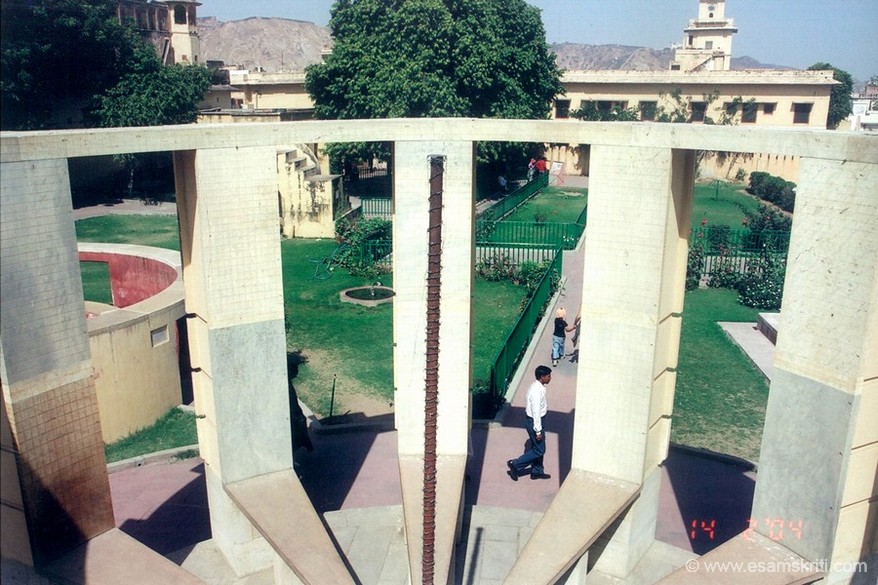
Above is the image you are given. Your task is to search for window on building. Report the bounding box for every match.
[670,63,681,71]
[724,101,739,116]
[555,99,571,119]
[688,35,694,46]
[763,103,776,115]
[640,101,657,121]
[793,103,813,124]
[705,41,714,50]
[150,325,169,347]
[174,5,186,24]
[597,100,627,114]
[742,102,758,123]
[691,102,707,123]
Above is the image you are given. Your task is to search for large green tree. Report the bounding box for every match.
[2,0,210,131]
[305,0,564,166]
[1,0,140,129]
[93,43,211,127]
[808,62,853,129]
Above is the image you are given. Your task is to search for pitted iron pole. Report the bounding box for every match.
[422,155,444,585]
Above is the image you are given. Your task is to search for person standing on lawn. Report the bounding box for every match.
[506,365,553,481]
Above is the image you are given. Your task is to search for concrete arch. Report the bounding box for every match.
[1,120,876,584]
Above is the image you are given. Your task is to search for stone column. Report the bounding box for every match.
[392,141,474,584]
[751,157,878,584]
[0,158,115,566]
[573,146,694,577]
[173,147,292,576]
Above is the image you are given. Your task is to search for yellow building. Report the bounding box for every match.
[117,0,201,65]
[551,69,835,179]
[205,0,833,182]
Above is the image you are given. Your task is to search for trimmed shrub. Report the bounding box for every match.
[476,253,517,281]
[686,243,704,291]
[748,171,796,213]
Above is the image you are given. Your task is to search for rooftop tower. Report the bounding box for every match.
[671,0,738,71]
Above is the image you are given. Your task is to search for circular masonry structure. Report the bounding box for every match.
[340,286,395,307]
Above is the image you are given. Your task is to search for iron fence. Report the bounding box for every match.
[488,247,563,403]
[479,173,549,222]
[690,227,790,254]
[361,197,393,218]
[476,220,583,251]
[690,228,790,279]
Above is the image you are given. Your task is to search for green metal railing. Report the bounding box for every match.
[479,173,549,222]
[475,243,558,268]
[476,220,583,250]
[690,227,790,278]
[690,227,790,254]
[488,247,563,403]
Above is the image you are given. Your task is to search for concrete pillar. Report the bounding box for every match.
[751,156,878,584]
[392,141,474,584]
[173,147,292,576]
[392,140,474,457]
[573,146,694,577]
[0,158,115,566]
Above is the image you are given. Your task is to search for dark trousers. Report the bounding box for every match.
[510,416,545,476]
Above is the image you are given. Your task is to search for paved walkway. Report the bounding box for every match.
[3,188,768,584]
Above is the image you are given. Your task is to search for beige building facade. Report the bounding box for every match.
[118,0,201,65]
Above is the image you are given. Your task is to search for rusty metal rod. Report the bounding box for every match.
[422,155,444,585]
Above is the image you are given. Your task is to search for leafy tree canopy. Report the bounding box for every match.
[93,43,211,127]
[305,0,564,165]
[1,0,140,129]
[808,62,853,129]
[2,0,210,130]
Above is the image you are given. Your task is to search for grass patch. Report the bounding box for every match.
[692,181,760,230]
[76,215,181,250]
[76,219,530,418]
[280,239,529,416]
[673,288,769,462]
[80,261,113,304]
[105,407,197,463]
[503,185,587,224]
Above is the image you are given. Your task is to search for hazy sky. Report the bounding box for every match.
[201,0,877,81]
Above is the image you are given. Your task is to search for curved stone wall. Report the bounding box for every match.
[78,244,186,443]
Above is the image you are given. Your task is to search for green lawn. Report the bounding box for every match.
[280,239,528,415]
[692,181,761,230]
[77,216,529,417]
[105,407,197,463]
[80,261,113,304]
[503,185,587,223]
[75,215,182,250]
[673,288,769,462]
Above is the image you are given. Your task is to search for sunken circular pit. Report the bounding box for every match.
[340,286,395,307]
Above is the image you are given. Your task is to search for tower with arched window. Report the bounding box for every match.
[671,0,738,71]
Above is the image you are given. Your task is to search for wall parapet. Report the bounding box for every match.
[3,119,876,165]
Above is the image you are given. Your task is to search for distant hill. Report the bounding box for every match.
[198,17,790,74]
[550,43,675,71]
[198,17,332,72]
